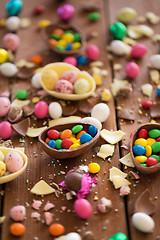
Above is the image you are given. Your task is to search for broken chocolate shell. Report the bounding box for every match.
[8,107,23,123]
[118,109,135,121]
[150,104,160,119]
[12,118,30,137]
[62,102,77,116]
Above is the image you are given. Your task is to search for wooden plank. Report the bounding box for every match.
[108,0,160,239]
[1,0,128,239]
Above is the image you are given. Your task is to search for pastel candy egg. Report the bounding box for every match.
[2,33,20,51]
[125,62,139,78]
[0,97,11,117]
[149,129,160,138]
[41,70,59,91]
[110,40,130,56]
[132,212,155,233]
[117,7,137,24]
[34,101,48,119]
[131,43,147,58]
[151,142,160,153]
[49,102,62,119]
[88,162,100,174]
[0,121,12,139]
[5,151,23,173]
[74,199,92,219]
[133,145,146,156]
[150,54,160,69]
[0,161,6,176]
[88,125,97,137]
[0,151,5,162]
[63,56,77,66]
[10,205,26,221]
[0,49,8,64]
[31,72,42,89]
[60,70,78,84]
[55,80,73,94]
[86,44,100,60]
[6,0,23,16]
[64,232,82,240]
[0,62,18,77]
[74,78,90,94]
[57,4,75,22]
[134,138,147,147]
[80,133,92,144]
[6,16,21,31]
[109,232,128,240]
[91,103,110,123]
[135,156,147,163]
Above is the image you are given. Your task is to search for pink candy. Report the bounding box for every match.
[63,56,77,66]
[125,62,139,78]
[5,151,23,173]
[86,44,100,60]
[0,97,10,117]
[55,80,73,94]
[34,101,48,119]
[60,70,78,84]
[10,205,26,221]
[74,198,92,219]
[131,44,148,58]
[57,4,75,21]
[0,121,12,139]
[2,33,20,52]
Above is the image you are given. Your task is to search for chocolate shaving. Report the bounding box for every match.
[78,97,99,114]
[150,104,160,118]
[12,118,30,137]
[16,67,33,79]
[118,109,135,121]
[22,104,34,117]
[62,102,77,116]
[128,171,140,180]
[84,231,95,240]
[118,85,132,97]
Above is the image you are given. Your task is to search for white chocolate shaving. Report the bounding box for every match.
[11,99,30,108]
[112,175,131,189]
[97,144,114,160]
[100,129,125,144]
[141,83,153,97]
[109,167,127,181]
[111,79,131,97]
[31,180,55,195]
[26,126,47,137]
[49,116,81,127]
[15,147,25,153]
[119,153,135,167]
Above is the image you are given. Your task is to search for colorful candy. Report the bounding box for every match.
[91,103,110,123]
[88,12,100,22]
[88,162,100,174]
[62,138,73,149]
[146,157,158,166]
[80,133,92,144]
[6,0,23,16]
[74,78,90,94]
[0,121,12,139]
[131,44,147,58]
[15,90,27,100]
[149,129,160,138]
[0,97,11,117]
[141,100,153,109]
[34,101,48,119]
[48,102,62,119]
[0,49,8,63]
[133,145,146,156]
[5,151,23,173]
[2,33,20,51]
[86,44,100,60]
[47,140,56,149]
[33,5,45,14]
[117,7,136,24]
[125,62,139,78]
[138,129,148,139]
[57,4,75,22]
[109,232,128,240]
[74,198,92,219]
[10,223,25,236]
[110,22,127,40]
[47,130,60,140]
[63,56,77,66]
[0,62,18,77]
[6,16,21,31]
[55,80,74,94]
[31,72,42,89]
[49,223,65,236]
[157,88,160,97]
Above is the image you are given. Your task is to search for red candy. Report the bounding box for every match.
[141,100,153,108]
[61,138,73,149]
[33,5,45,14]
[138,129,148,139]
[47,129,60,140]
[157,137,160,142]
[125,62,139,78]
[131,44,148,58]
[146,157,158,167]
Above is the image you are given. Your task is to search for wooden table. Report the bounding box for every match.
[0,0,160,239]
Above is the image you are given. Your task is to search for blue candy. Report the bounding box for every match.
[88,125,97,137]
[133,145,146,156]
[157,88,160,97]
[77,56,88,65]
[47,140,56,149]
[80,133,92,144]
[65,43,72,51]
[6,0,23,16]
[58,149,66,151]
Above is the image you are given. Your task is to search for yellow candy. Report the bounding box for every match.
[93,74,102,86]
[41,70,58,90]
[101,88,111,102]
[145,145,152,157]
[134,138,147,147]
[0,48,8,64]
[38,20,51,28]
[70,135,77,143]
[0,18,6,27]
[72,42,81,50]
[32,97,40,103]
[75,139,81,145]
[147,138,156,146]
[135,156,147,163]
[62,33,74,43]
[0,161,6,177]
[88,162,100,174]
[57,39,67,47]
[69,143,80,149]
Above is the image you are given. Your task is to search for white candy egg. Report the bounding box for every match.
[81,117,102,130]
[91,103,110,123]
[64,233,82,240]
[150,54,160,69]
[49,102,62,119]
[110,40,130,56]
[0,62,18,77]
[132,212,155,233]
[31,72,42,89]
[6,16,21,31]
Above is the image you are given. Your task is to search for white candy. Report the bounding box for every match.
[0,62,18,77]
[132,212,155,233]
[81,117,102,130]
[91,103,110,123]
[64,233,82,240]
[110,40,131,56]
[6,16,21,31]
[150,54,160,69]
[49,102,62,119]
[31,72,42,89]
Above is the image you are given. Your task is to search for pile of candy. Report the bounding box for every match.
[133,128,160,167]
[46,124,97,150]
[48,28,82,52]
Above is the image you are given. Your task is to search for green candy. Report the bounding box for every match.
[65,30,73,34]
[88,12,100,22]
[141,163,148,167]
[15,90,27,100]
[56,45,65,51]
[150,155,160,162]
[55,139,62,149]
[109,233,128,240]
[149,129,160,138]
[73,33,81,42]
[72,125,83,134]
[110,21,127,40]
[50,34,61,41]
[152,142,160,153]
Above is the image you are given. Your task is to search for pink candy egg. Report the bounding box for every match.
[0,97,11,117]
[125,62,139,78]
[86,44,100,60]
[0,121,12,139]
[5,151,23,173]
[10,205,26,221]
[63,57,77,66]
[55,80,74,94]
[74,199,92,219]
[57,4,75,21]
[131,44,148,58]
[60,70,78,84]
[2,33,20,52]
[34,101,48,119]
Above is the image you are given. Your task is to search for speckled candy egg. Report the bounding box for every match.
[55,80,74,94]
[34,101,48,119]
[64,232,82,240]
[5,151,23,173]
[57,4,75,22]
[60,70,78,84]
[0,62,18,77]
[74,198,92,219]
[2,33,20,51]
[6,16,21,31]
[91,103,110,122]
[74,78,90,94]
[0,161,6,177]
[31,72,42,89]
[49,102,62,119]
[0,121,12,139]
[0,97,11,117]
[10,205,26,221]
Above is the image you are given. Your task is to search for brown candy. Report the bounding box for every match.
[64,172,82,192]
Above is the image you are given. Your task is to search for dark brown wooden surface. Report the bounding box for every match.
[1,0,160,239]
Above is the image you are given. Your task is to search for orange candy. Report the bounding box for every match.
[52,28,64,37]
[48,38,57,47]
[30,55,43,64]
[60,129,72,139]
[45,137,51,144]
[49,223,65,236]
[77,130,87,139]
[10,223,26,236]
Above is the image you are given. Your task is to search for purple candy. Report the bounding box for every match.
[57,4,75,21]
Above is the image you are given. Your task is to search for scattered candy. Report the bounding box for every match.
[33,5,45,14]
[110,22,127,40]
[86,44,100,60]
[74,198,92,219]
[88,12,100,22]
[63,56,77,66]
[132,212,155,233]
[10,223,25,236]
[0,62,18,77]
[117,7,137,24]
[91,103,110,123]
[141,100,153,108]
[109,232,128,240]
[0,49,8,64]
[0,97,10,117]
[2,33,20,51]
[49,102,62,119]
[64,232,82,240]
[6,0,23,16]
[34,101,48,119]
[15,90,27,100]
[6,16,21,31]
[110,40,130,56]
[57,4,75,22]
[131,43,147,58]
[10,205,26,221]
[49,223,65,236]
[125,62,139,78]
[0,121,12,139]
[31,72,42,89]
[150,54,160,69]
[30,55,43,64]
